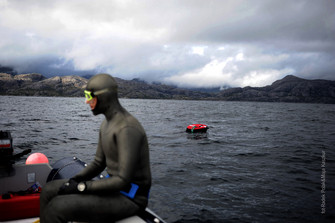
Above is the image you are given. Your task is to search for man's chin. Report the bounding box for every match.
[92,109,100,116]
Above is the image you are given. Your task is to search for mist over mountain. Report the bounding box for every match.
[1,73,334,104]
[0,65,17,75]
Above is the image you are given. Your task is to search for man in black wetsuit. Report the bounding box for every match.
[40,74,151,222]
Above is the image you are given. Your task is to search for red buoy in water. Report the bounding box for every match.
[26,152,49,164]
[186,124,209,133]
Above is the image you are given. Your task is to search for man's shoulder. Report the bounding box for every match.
[122,114,146,132]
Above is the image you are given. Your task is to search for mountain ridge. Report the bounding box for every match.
[1,73,334,103]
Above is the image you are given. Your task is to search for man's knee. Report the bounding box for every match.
[41,179,67,204]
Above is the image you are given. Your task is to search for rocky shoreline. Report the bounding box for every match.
[1,73,335,103]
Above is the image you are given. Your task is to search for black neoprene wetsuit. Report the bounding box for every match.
[40,74,152,223]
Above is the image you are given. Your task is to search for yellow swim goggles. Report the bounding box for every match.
[84,89,110,101]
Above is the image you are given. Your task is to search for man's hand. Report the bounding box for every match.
[58,178,79,195]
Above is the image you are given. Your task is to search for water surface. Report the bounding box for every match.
[0,96,334,222]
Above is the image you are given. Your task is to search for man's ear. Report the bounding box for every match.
[91,97,98,109]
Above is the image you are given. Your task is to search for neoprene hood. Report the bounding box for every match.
[86,74,119,116]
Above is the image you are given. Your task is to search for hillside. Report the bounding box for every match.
[1,73,335,103]
[0,73,86,97]
[216,75,335,103]
[0,73,212,99]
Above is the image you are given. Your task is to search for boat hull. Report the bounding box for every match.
[0,159,166,223]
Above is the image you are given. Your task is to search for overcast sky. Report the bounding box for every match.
[0,0,334,88]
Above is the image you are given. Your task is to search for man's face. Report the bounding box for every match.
[86,97,97,111]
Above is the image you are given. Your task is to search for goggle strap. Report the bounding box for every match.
[94,88,110,96]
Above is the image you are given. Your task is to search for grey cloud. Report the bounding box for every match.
[0,0,334,88]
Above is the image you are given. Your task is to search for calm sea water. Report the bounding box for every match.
[0,96,334,223]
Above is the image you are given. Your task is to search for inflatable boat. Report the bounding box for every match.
[185,124,209,133]
[0,131,166,223]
